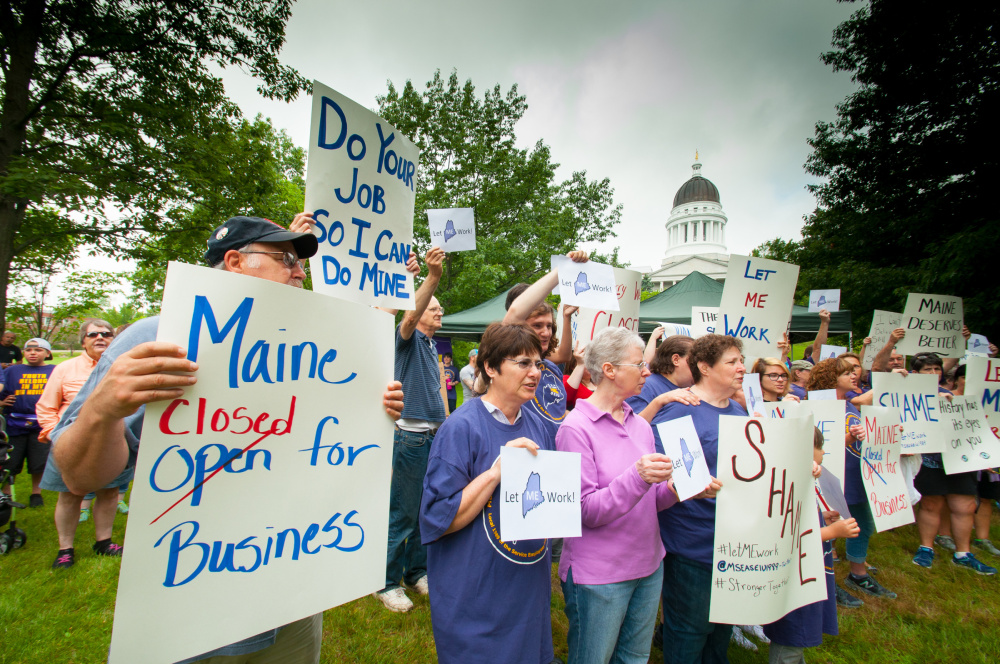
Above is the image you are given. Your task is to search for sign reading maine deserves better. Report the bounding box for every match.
[710,415,826,625]
[108,263,394,664]
[305,80,420,308]
[895,293,964,359]
[718,255,799,359]
[499,448,581,540]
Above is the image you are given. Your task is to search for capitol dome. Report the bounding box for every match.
[672,173,721,207]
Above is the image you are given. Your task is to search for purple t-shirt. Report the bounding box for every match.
[625,373,680,417]
[0,364,55,436]
[843,401,865,504]
[527,358,567,435]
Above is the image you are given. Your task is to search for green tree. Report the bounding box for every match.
[377,70,622,313]
[0,0,308,330]
[7,267,121,341]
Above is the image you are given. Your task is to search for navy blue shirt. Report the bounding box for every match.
[843,401,865,504]
[526,358,567,436]
[0,364,55,436]
[626,373,679,416]
[395,326,446,422]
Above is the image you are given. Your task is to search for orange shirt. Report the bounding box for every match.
[36,353,98,442]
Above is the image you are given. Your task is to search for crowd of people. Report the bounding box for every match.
[2,212,998,664]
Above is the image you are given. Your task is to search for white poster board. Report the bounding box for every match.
[863,310,902,371]
[658,321,693,338]
[742,373,766,417]
[966,357,1000,418]
[499,448,581,540]
[819,344,847,361]
[859,406,915,532]
[761,400,845,485]
[808,389,838,401]
[711,416,826,624]
[573,267,643,342]
[691,306,720,337]
[895,293,964,359]
[967,334,991,358]
[872,372,944,453]
[815,471,851,521]
[108,262,394,664]
[808,289,841,313]
[939,396,1000,474]
[654,416,712,501]
[427,207,476,252]
[718,254,799,358]
[553,256,619,311]
[304,80,419,308]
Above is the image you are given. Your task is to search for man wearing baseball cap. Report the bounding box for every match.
[788,359,811,400]
[48,213,405,663]
[1,338,55,506]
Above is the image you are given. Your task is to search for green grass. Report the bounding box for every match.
[2,470,999,663]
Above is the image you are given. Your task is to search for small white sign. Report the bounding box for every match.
[816,470,851,520]
[654,416,712,501]
[863,310,902,371]
[691,306,719,337]
[742,373,765,417]
[808,389,838,401]
[859,406,915,532]
[808,289,841,312]
[967,334,991,357]
[819,344,847,360]
[658,321,693,338]
[427,208,476,252]
[552,256,619,311]
[499,447,582,541]
[573,267,642,342]
[939,397,1000,474]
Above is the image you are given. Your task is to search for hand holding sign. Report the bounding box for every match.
[427,208,476,252]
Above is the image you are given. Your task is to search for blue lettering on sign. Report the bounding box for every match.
[743,261,777,281]
[984,389,1000,413]
[877,392,939,422]
[722,314,770,343]
[150,443,272,507]
[301,415,380,466]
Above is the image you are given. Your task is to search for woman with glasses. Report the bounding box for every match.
[420,323,561,664]
[627,335,700,424]
[751,358,798,403]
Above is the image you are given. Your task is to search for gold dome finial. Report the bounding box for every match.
[695,150,699,161]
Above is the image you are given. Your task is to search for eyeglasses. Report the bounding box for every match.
[85,331,114,339]
[614,361,649,370]
[505,358,545,371]
[427,307,445,314]
[242,250,305,270]
[763,373,787,381]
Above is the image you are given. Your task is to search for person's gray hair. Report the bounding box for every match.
[79,318,113,344]
[213,244,262,270]
[584,327,644,386]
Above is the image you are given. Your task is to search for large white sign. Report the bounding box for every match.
[859,406,914,532]
[304,80,420,308]
[718,254,799,358]
[109,263,394,664]
[691,306,720,337]
[427,207,476,252]
[871,372,944,453]
[762,400,846,486]
[966,357,1000,419]
[553,256,619,311]
[895,293,964,359]
[808,289,841,313]
[658,321,694,338]
[711,416,826,625]
[499,448,581,540]
[863,310,902,371]
[655,416,712,501]
[573,266,643,342]
[939,396,1000,474]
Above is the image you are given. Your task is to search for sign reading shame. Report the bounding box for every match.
[305,81,420,308]
[895,293,964,359]
[710,415,826,625]
[966,357,1000,418]
[871,372,944,453]
[573,266,643,341]
[427,207,476,252]
[863,310,902,371]
[691,306,719,337]
[499,448,582,540]
[718,255,799,359]
[109,263,394,664]
[859,406,914,532]
[938,396,1000,474]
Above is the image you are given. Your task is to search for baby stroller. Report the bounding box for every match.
[0,414,28,554]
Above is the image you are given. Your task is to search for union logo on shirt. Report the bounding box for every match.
[481,493,548,565]
[530,364,566,423]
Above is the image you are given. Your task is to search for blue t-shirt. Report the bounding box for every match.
[652,399,747,566]
[526,358,566,435]
[625,373,679,417]
[443,365,458,398]
[395,326,447,422]
[0,364,55,436]
[420,400,555,664]
[789,383,807,400]
[843,401,865,504]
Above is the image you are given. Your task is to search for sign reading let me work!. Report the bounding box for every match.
[718,255,799,359]
[109,262,394,664]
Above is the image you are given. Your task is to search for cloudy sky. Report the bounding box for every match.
[219,0,860,272]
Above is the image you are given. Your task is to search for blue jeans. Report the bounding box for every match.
[562,563,663,664]
[661,553,730,664]
[383,428,434,590]
[845,500,876,564]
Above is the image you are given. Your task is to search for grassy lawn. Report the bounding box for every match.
[2,471,999,663]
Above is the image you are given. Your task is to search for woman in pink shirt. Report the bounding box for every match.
[555,328,719,664]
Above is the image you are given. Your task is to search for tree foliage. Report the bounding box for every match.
[7,266,121,342]
[758,1,999,337]
[377,70,622,313]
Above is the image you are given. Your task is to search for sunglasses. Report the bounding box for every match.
[85,331,114,339]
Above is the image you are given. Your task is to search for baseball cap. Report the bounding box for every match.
[24,338,52,352]
[469,348,478,357]
[204,216,319,266]
[790,360,812,371]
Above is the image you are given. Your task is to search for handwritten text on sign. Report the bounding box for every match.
[938,397,1000,474]
[305,81,420,308]
[863,310,901,371]
[895,293,964,359]
[860,406,914,532]
[691,306,719,337]
[108,263,394,664]
[718,255,799,359]
[966,357,1000,421]
[872,372,944,453]
[710,415,825,625]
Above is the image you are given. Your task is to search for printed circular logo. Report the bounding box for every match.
[481,493,547,565]
[216,227,229,240]
[531,364,566,423]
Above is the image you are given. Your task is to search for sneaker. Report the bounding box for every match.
[93,541,124,557]
[407,575,429,596]
[952,553,997,576]
[740,625,769,644]
[117,500,129,514]
[52,549,75,569]
[373,587,413,613]
[935,534,956,551]
[79,508,90,523]
[29,493,44,508]
[844,573,897,599]
[730,626,757,652]
[973,538,1000,557]
[835,584,864,608]
[912,546,935,568]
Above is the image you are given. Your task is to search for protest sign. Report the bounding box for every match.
[655,416,712,501]
[718,254,799,358]
[895,293,964,358]
[872,372,944,453]
[859,406,914,531]
[573,266,643,342]
[761,400,845,485]
[764,401,800,419]
[304,81,419,308]
[816,471,851,521]
[711,415,826,625]
[966,357,1000,418]
[743,373,766,417]
[658,321,694,338]
[427,207,476,252]
[108,262,394,664]
[808,289,841,313]
[819,344,847,361]
[499,448,581,540]
[691,306,719,337]
[938,396,1000,474]
[553,256,619,311]
[967,334,991,357]
[808,389,837,401]
[863,310,902,370]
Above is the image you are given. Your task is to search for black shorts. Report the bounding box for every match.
[1,431,50,477]
[915,464,978,497]
[978,473,1000,501]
